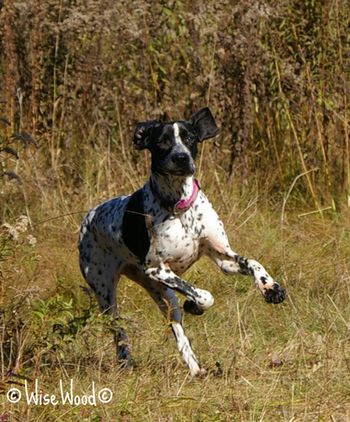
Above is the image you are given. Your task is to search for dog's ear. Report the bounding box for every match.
[133,120,161,150]
[190,107,220,142]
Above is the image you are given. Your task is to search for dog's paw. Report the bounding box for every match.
[263,282,285,304]
[190,367,207,378]
[209,361,224,377]
[194,288,214,310]
[183,300,204,315]
[118,357,133,370]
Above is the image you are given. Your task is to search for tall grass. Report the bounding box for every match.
[1,0,349,212]
[1,1,350,420]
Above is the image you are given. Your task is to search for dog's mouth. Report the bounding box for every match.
[155,159,196,177]
[163,165,196,176]
[172,162,196,176]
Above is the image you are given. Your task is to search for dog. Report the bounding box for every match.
[78,107,285,376]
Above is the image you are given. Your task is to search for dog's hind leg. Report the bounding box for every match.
[79,245,132,368]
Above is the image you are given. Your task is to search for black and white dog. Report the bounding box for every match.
[78,107,285,376]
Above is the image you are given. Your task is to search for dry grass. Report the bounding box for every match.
[1,0,350,201]
[1,0,350,420]
[1,186,350,421]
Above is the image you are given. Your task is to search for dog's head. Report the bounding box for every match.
[133,107,219,176]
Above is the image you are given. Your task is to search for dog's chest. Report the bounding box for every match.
[147,208,203,273]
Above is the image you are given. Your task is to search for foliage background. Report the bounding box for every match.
[0,1,350,421]
[1,0,350,208]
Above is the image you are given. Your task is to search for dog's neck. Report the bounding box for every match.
[149,173,197,211]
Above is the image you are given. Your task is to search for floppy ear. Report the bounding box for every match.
[133,120,161,150]
[190,107,220,142]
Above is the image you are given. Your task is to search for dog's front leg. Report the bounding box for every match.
[206,245,285,304]
[145,263,214,311]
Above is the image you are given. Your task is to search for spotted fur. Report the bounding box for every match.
[78,107,285,376]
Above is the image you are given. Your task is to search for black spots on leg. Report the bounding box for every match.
[260,276,267,285]
[115,328,133,369]
[264,283,286,304]
[236,256,253,276]
[228,263,236,271]
[161,274,197,299]
[150,268,161,277]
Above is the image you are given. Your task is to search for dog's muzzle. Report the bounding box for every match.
[170,152,195,175]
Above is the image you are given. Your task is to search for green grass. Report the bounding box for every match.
[1,199,350,421]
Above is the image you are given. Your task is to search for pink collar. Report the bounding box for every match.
[149,177,201,213]
[175,179,201,212]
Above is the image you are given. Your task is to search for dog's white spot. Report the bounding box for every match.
[173,122,192,158]
[173,123,181,145]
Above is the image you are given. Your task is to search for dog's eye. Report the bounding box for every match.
[156,135,172,149]
[185,136,195,145]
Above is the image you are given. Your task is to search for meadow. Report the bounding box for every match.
[1,1,350,420]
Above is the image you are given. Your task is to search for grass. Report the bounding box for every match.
[1,187,350,421]
[1,2,350,418]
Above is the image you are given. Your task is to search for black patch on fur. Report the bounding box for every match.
[264,283,286,304]
[183,300,204,315]
[122,189,150,263]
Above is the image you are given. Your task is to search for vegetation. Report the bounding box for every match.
[0,0,349,420]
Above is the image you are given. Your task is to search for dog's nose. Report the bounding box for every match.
[171,153,189,165]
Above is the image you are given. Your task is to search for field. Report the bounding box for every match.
[1,191,350,421]
[1,0,350,421]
